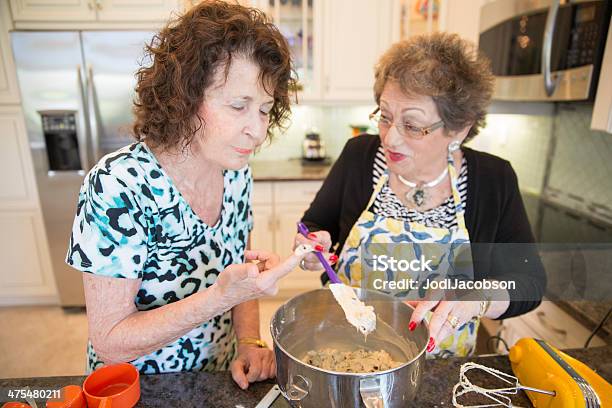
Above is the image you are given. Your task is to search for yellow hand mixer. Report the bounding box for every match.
[452,338,612,408]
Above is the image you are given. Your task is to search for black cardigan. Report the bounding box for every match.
[301,134,546,320]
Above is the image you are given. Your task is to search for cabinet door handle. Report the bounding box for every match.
[536,311,567,338]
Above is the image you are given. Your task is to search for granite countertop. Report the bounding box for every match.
[251,159,333,181]
[1,346,610,407]
[553,300,612,342]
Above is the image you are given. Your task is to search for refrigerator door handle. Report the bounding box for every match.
[87,65,102,165]
[76,64,92,171]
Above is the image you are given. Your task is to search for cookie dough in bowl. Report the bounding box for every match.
[272,288,429,408]
[303,348,402,373]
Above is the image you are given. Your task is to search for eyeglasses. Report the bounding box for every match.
[369,108,445,139]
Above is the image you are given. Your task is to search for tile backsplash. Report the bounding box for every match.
[467,113,553,195]
[256,102,612,222]
[547,104,612,213]
[252,104,375,161]
[257,103,554,195]
[472,103,612,222]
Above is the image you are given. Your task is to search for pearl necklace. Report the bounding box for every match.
[396,167,448,207]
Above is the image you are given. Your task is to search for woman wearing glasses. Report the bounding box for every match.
[295,33,546,358]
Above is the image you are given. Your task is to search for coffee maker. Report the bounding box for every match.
[301,130,326,161]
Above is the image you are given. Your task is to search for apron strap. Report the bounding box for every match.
[366,172,389,209]
[448,154,467,231]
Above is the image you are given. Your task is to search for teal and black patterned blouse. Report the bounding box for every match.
[66,142,253,374]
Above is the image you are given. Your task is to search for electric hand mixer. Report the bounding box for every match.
[453,338,611,408]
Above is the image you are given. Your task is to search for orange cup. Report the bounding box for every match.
[82,363,140,408]
[46,385,86,408]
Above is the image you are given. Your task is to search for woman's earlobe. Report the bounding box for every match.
[461,124,473,141]
[448,123,472,141]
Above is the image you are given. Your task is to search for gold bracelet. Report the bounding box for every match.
[238,337,268,348]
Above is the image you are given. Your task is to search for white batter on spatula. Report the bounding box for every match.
[293,245,377,337]
[329,283,376,337]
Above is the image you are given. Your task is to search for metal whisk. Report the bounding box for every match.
[452,362,556,408]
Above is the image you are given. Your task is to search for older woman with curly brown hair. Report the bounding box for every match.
[65,0,309,387]
[296,33,546,358]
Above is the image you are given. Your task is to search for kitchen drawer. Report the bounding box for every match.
[274,181,323,205]
[278,269,322,298]
[252,182,273,205]
[519,301,605,349]
[499,315,541,351]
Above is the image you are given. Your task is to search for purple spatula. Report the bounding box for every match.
[297,222,341,284]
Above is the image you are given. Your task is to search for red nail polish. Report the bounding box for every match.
[329,254,338,263]
[427,337,435,352]
[408,321,417,331]
[314,244,324,252]
[307,233,317,239]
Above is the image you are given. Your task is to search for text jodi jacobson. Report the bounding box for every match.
[372,278,516,291]
[367,253,516,292]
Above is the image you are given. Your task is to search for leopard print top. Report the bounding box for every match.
[66,142,253,374]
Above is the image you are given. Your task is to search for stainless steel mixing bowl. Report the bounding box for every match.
[271,288,429,407]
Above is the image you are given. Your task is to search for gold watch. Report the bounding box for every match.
[238,337,268,348]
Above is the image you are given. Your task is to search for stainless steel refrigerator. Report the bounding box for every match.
[11,31,154,306]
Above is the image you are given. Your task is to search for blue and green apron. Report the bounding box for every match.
[336,154,478,358]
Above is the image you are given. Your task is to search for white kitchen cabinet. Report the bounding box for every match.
[0,0,21,104]
[591,16,612,134]
[251,203,275,253]
[0,108,56,305]
[0,5,57,306]
[274,180,322,205]
[250,0,400,102]
[9,0,181,28]
[246,0,321,101]
[0,106,39,210]
[315,0,485,101]
[321,0,399,101]
[9,0,97,22]
[95,0,180,22]
[275,203,321,294]
[251,181,274,252]
[275,204,305,258]
[251,180,323,298]
[0,210,57,305]
[495,301,605,353]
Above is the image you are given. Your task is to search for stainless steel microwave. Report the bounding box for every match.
[479,0,611,101]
